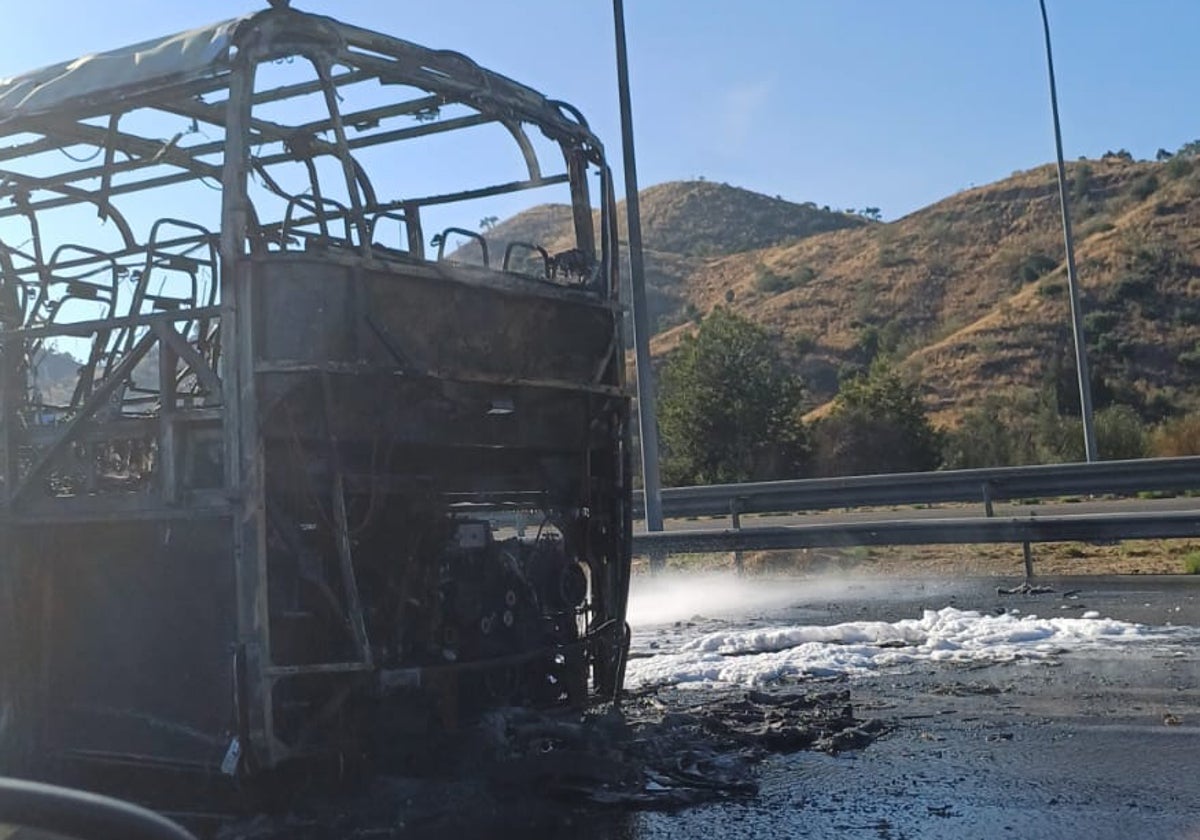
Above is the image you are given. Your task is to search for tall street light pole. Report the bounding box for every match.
[612,0,664,530]
[1039,0,1098,462]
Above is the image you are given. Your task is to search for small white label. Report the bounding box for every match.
[220,736,241,776]
[454,522,488,549]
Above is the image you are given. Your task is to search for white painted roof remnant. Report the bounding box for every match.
[0,17,246,119]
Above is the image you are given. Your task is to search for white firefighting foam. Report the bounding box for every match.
[625,605,1194,689]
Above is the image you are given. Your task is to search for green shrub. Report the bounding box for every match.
[942,395,1038,469]
[792,266,817,286]
[1083,310,1118,335]
[1037,281,1065,298]
[1130,173,1160,201]
[1113,273,1155,301]
[1071,163,1093,199]
[1165,156,1194,180]
[1178,347,1200,370]
[1183,551,1200,575]
[856,326,880,362]
[1077,215,1115,238]
[791,332,816,356]
[1017,253,1058,284]
[1094,404,1147,460]
[754,264,795,294]
[1093,332,1122,358]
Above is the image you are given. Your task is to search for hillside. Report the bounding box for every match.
[453,181,866,331]
[633,158,1200,426]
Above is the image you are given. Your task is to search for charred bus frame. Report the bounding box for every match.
[0,7,631,780]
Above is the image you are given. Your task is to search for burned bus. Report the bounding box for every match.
[0,5,632,782]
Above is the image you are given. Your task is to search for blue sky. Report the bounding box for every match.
[2,1,1197,222]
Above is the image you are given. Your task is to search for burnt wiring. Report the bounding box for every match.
[56,145,103,164]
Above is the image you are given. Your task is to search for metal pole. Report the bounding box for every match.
[1039,0,1097,462]
[612,0,664,530]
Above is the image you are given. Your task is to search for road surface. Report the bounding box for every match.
[610,574,1200,839]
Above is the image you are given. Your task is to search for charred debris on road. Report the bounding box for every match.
[216,683,885,838]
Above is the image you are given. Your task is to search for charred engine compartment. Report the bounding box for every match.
[387,522,590,680]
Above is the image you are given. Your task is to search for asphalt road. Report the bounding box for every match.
[613,574,1200,840]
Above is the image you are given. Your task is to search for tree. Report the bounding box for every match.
[813,361,941,476]
[860,207,882,221]
[657,308,807,485]
[942,393,1039,469]
[1094,404,1147,460]
[1177,139,1200,159]
[479,215,499,232]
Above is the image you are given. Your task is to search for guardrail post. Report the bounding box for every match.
[731,498,744,575]
[982,482,995,518]
[1022,541,1035,581]
[648,548,666,575]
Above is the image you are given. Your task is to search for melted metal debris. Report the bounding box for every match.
[997,582,1056,596]
[217,685,886,838]
[487,684,886,808]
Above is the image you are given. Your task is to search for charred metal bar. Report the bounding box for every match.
[0,133,78,166]
[323,371,373,667]
[250,359,623,397]
[251,68,372,108]
[403,201,425,260]
[5,494,230,525]
[158,338,179,504]
[501,120,543,182]
[218,52,273,767]
[313,57,372,256]
[2,175,136,250]
[31,119,221,180]
[292,95,447,138]
[0,170,205,221]
[263,662,373,678]
[566,149,597,261]
[1,306,221,342]
[362,175,571,212]
[150,321,223,405]
[96,114,120,223]
[252,113,493,170]
[0,236,213,282]
[9,328,157,507]
[0,348,15,509]
[257,175,571,243]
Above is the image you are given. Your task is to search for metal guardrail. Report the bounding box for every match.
[632,509,1200,554]
[636,456,1200,520]
[630,456,1200,555]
